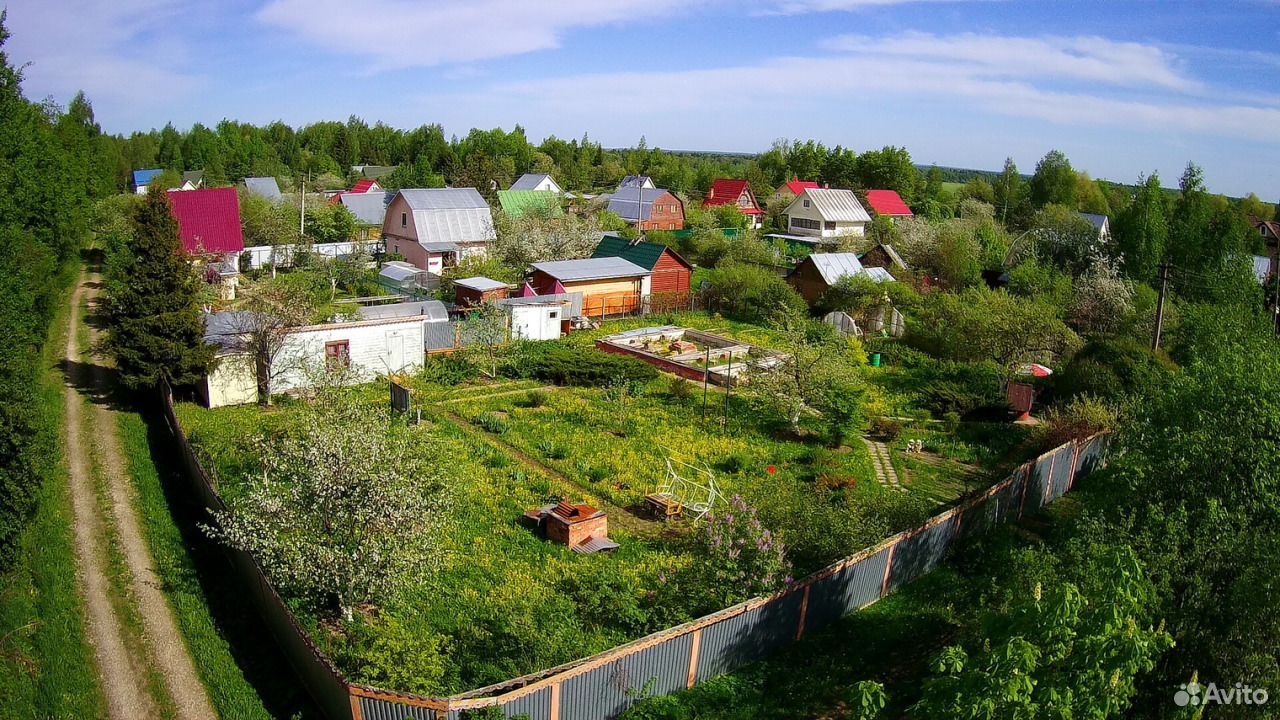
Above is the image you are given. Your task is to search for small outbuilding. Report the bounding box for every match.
[133,168,162,195]
[243,176,283,203]
[859,243,909,272]
[528,257,651,318]
[454,276,510,306]
[787,252,894,305]
[376,261,439,298]
[592,234,693,295]
[524,501,617,554]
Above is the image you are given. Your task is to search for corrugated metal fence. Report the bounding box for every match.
[160,383,1108,720]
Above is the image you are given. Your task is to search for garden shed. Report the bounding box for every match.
[529,257,651,318]
[592,234,693,295]
[376,261,439,299]
[454,276,510,306]
[787,252,895,305]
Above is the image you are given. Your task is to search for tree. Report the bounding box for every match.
[460,302,509,378]
[1112,174,1168,284]
[909,288,1082,368]
[1068,254,1133,336]
[1030,203,1099,275]
[239,190,294,249]
[1075,172,1111,216]
[934,220,983,289]
[702,262,806,324]
[104,188,215,390]
[914,547,1171,720]
[856,146,918,201]
[305,203,358,244]
[492,210,603,268]
[992,157,1026,226]
[223,275,321,405]
[1029,150,1076,208]
[751,305,863,433]
[205,393,450,620]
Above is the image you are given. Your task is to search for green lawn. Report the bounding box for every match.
[0,264,106,719]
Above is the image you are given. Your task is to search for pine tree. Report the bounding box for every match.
[105,188,214,390]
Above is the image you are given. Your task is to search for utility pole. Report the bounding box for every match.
[1152,262,1170,351]
[1272,254,1279,336]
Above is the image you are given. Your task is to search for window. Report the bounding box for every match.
[790,217,821,231]
[803,199,810,208]
[549,310,559,319]
[325,340,351,367]
[825,221,837,230]
[400,212,407,228]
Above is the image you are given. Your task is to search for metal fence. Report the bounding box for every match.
[160,382,1108,720]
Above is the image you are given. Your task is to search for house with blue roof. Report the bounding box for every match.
[132,168,163,195]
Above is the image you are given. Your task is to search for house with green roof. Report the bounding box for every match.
[592,233,693,295]
[497,190,564,219]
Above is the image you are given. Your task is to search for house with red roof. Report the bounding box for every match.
[769,179,821,209]
[167,188,244,256]
[328,179,383,204]
[864,190,914,220]
[703,179,763,229]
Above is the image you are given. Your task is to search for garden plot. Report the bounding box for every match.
[596,325,785,384]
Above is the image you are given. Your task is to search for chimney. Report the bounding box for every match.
[823,183,830,189]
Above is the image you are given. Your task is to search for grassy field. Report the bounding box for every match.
[173,317,1025,696]
[0,264,106,719]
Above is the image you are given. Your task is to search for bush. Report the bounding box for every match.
[702,262,806,324]
[514,344,659,387]
[419,355,478,385]
[666,376,694,402]
[1035,395,1117,450]
[474,412,509,434]
[869,416,903,441]
[521,389,549,408]
[1051,337,1174,403]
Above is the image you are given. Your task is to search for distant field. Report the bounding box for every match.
[941,181,967,193]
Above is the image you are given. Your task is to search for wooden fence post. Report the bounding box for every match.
[687,629,702,689]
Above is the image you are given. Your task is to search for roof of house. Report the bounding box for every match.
[531,257,650,282]
[703,179,761,213]
[781,179,819,197]
[607,186,678,222]
[339,191,391,225]
[454,276,508,292]
[791,188,872,223]
[509,173,560,192]
[1255,218,1280,240]
[167,187,244,254]
[243,176,282,202]
[351,165,397,179]
[592,234,690,271]
[496,190,564,218]
[864,190,913,217]
[859,242,909,270]
[619,175,655,189]
[181,170,205,186]
[133,168,162,187]
[1079,212,1109,231]
[803,252,894,285]
[357,300,448,322]
[396,188,496,245]
[350,179,381,194]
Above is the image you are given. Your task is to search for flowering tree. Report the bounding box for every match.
[205,394,450,620]
[693,496,791,609]
[1068,254,1134,336]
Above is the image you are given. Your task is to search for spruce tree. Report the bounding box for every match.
[105,188,214,390]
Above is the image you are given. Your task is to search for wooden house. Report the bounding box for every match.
[703,179,763,228]
[528,257,650,318]
[454,276,509,306]
[783,188,871,239]
[592,234,692,295]
[787,252,894,305]
[769,179,819,208]
[607,187,685,231]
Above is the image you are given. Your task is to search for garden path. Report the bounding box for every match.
[863,438,907,493]
[63,271,218,720]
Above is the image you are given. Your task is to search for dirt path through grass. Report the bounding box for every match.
[65,271,218,720]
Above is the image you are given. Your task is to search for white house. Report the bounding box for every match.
[1079,213,1111,243]
[784,188,871,239]
[509,173,563,194]
[200,303,445,408]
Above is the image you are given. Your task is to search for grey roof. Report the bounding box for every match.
[1079,212,1109,231]
[509,173,559,191]
[420,241,461,253]
[764,232,838,246]
[182,170,204,186]
[339,191,390,225]
[357,300,448,322]
[379,262,427,283]
[791,188,871,223]
[400,188,490,210]
[1253,255,1273,283]
[204,311,255,340]
[863,267,896,283]
[454,276,507,292]
[244,176,282,202]
[607,186,674,222]
[619,175,654,189]
[397,188,496,245]
[808,253,868,285]
[531,257,650,282]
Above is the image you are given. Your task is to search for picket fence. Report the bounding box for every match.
[160,384,1108,720]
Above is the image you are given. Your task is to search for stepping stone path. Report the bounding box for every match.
[863,438,908,493]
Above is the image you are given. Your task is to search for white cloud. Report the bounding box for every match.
[256,0,699,70]
[822,32,1200,92]
[765,0,981,15]
[4,0,200,120]
[414,38,1279,146]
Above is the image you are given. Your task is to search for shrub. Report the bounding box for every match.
[687,496,791,610]
[942,411,962,435]
[419,355,478,385]
[516,344,659,387]
[341,615,454,696]
[1036,395,1117,449]
[536,438,567,460]
[522,389,549,408]
[701,262,806,324]
[870,416,903,441]
[474,412,509,435]
[666,376,694,402]
[1051,337,1174,403]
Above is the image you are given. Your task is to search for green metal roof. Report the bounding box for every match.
[496,190,564,219]
[592,234,689,271]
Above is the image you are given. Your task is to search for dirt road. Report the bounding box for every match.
[64,271,218,720]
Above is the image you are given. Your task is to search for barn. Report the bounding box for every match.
[592,234,693,295]
[528,257,651,318]
[787,252,895,305]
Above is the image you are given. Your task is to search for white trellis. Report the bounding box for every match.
[649,454,722,521]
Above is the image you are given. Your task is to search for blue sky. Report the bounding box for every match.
[6,0,1280,198]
